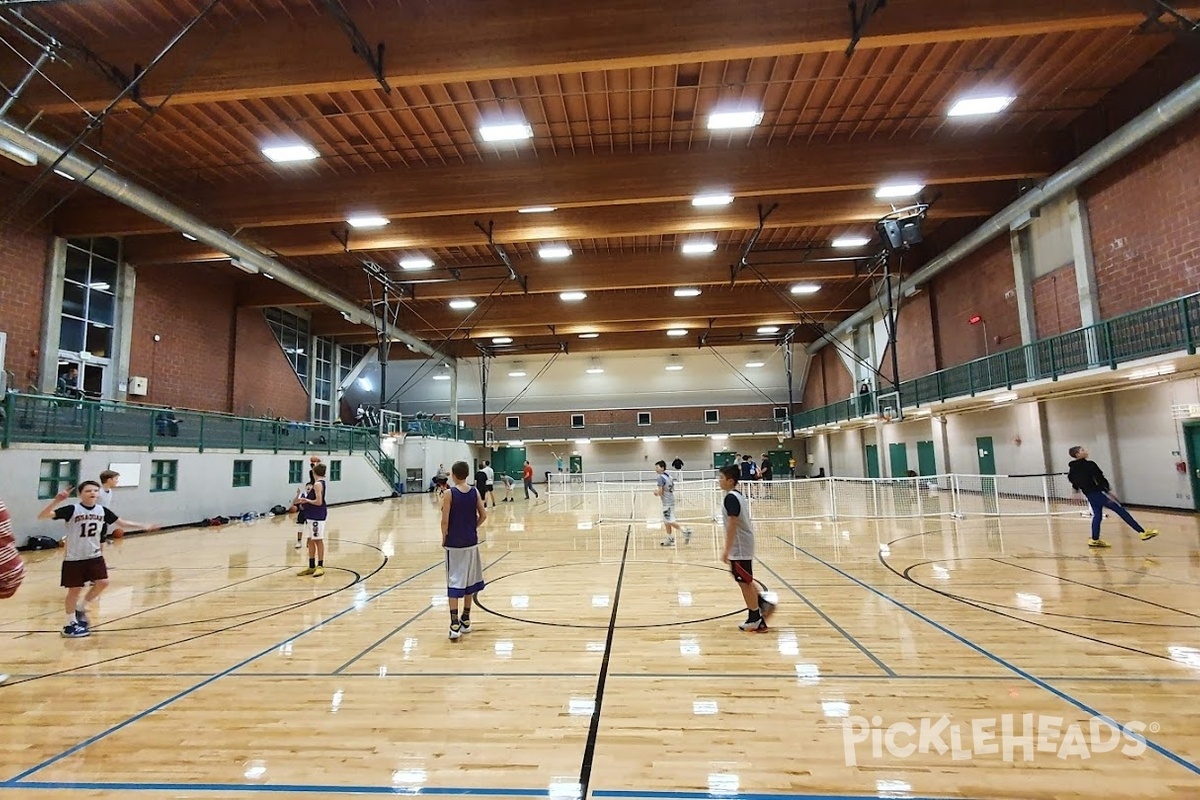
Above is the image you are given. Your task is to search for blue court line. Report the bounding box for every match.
[2,782,548,796]
[778,537,1200,779]
[756,559,896,677]
[3,559,447,784]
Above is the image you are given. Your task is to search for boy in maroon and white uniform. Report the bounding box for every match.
[0,497,27,683]
[38,481,157,638]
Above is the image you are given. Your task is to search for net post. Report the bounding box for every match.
[1042,474,1051,516]
[829,476,838,522]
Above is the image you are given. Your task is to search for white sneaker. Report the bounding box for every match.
[449,621,462,640]
[460,618,472,634]
[659,536,675,547]
[294,541,302,549]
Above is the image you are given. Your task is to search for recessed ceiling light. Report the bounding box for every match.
[518,206,556,213]
[707,110,764,130]
[432,374,450,381]
[347,215,389,229]
[400,256,434,270]
[790,283,821,295]
[681,241,717,255]
[692,193,734,207]
[448,299,476,310]
[479,123,533,142]
[832,236,871,248]
[757,326,780,334]
[586,366,604,374]
[948,95,1016,118]
[665,364,684,371]
[261,143,318,163]
[539,244,572,260]
[560,291,587,302]
[666,328,688,337]
[745,361,765,368]
[508,369,527,378]
[875,183,924,199]
[578,332,600,339]
[492,337,513,345]
[181,232,197,241]
[674,288,702,298]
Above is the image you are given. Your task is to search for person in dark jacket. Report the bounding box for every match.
[1066,445,1158,548]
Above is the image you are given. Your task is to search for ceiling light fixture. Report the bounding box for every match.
[261,143,318,163]
[674,288,702,298]
[948,95,1016,118]
[578,332,600,339]
[992,392,1018,404]
[692,193,734,207]
[492,337,513,345]
[400,256,434,270]
[666,328,688,337]
[586,359,604,375]
[832,235,871,248]
[54,169,75,181]
[181,232,197,241]
[539,244,572,260]
[707,110,764,130]
[757,326,780,335]
[681,241,717,255]
[347,215,389,229]
[508,369,527,378]
[448,299,477,310]
[560,291,587,302]
[745,360,765,368]
[479,123,533,142]
[665,364,684,371]
[790,283,821,295]
[432,373,450,381]
[518,205,556,213]
[875,183,925,200]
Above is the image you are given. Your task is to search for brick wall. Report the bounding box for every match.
[0,183,51,390]
[931,236,1020,366]
[128,266,237,411]
[1031,265,1082,338]
[1085,113,1200,318]
[879,289,937,383]
[231,306,310,420]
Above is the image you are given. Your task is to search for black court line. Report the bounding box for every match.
[994,558,1200,619]
[579,523,632,800]
[757,558,897,677]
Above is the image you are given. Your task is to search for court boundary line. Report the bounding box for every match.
[2,559,447,784]
[993,558,1200,619]
[778,537,1200,779]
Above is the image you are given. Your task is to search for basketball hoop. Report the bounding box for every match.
[882,408,896,423]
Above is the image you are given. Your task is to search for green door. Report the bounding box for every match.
[713,451,738,470]
[975,436,996,475]
[569,454,583,475]
[888,442,909,477]
[494,446,525,481]
[864,444,880,478]
[768,449,792,477]
[916,440,937,476]
[1185,422,1200,511]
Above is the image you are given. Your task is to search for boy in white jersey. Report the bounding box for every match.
[38,481,158,638]
[98,470,121,541]
[655,460,692,547]
[718,464,775,632]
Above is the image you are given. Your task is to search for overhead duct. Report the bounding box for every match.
[809,69,1200,354]
[0,118,451,363]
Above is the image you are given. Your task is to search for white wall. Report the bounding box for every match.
[3,446,392,547]
[1108,379,1199,508]
[380,435,474,490]
[516,435,798,477]
[829,426,865,477]
[878,417,936,476]
[943,401,1046,476]
[1042,394,1111,475]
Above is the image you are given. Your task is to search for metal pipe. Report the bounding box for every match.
[0,118,451,363]
[809,69,1200,354]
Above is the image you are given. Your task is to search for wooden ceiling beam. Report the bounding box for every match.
[60,135,1051,236]
[121,184,1008,264]
[17,0,1168,114]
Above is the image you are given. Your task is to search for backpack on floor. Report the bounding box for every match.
[23,535,58,551]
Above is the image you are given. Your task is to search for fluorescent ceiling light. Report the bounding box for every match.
[400,256,434,270]
[745,361,765,368]
[674,288,702,298]
[578,332,599,339]
[518,206,556,213]
[88,282,110,291]
[492,336,513,345]
[54,169,75,181]
[560,291,587,302]
[832,236,871,248]
[692,193,734,207]
[681,241,718,255]
[666,328,688,337]
[1128,364,1176,380]
[508,370,527,378]
[992,392,1018,404]
[181,232,197,241]
[948,95,1016,118]
[665,364,684,371]
[261,143,318,163]
[539,244,572,260]
[642,435,660,442]
[479,123,533,142]
[574,438,591,444]
[757,326,780,334]
[448,299,476,310]
[586,366,604,374]
[709,433,728,440]
[432,374,450,381]
[875,183,924,199]
[707,110,764,130]
[790,283,821,295]
[347,215,389,229]
[0,140,37,166]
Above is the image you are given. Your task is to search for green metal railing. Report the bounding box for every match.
[794,291,1200,431]
[400,418,475,441]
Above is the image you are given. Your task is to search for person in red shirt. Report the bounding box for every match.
[522,460,539,500]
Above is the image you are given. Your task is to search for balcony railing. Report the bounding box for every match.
[483,415,787,443]
[794,290,1200,431]
[398,417,475,441]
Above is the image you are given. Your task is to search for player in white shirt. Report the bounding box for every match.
[38,481,158,638]
[98,469,121,541]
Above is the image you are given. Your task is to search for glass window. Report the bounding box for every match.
[288,460,303,483]
[232,460,252,488]
[329,460,342,481]
[265,308,312,390]
[85,323,112,358]
[150,460,178,492]
[89,256,117,285]
[59,317,85,352]
[91,238,119,261]
[62,282,87,318]
[38,459,80,499]
[64,246,89,284]
[88,289,115,326]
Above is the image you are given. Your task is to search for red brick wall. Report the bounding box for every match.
[801,349,827,408]
[1086,113,1200,318]
[801,346,853,408]
[1032,265,1082,338]
[231,306,310,420]
[879,290,937,383]
[931,236,1020,366]
[0,184,52,390]
[128,266,237,411]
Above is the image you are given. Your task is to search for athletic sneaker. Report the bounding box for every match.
[313,567,325,577]
[449,621,462,640]
[683,529,692,544]
[61,622,89,638]
[0,674,8,684]
[738,615,763,631]
[460,618,472,634]
[294,540,302,549]
[1088,539,1112,548]
[297,567,316,576]
[759,598,776,623]
[659,536,675,547]
[752,617,769,632]
[1140,529,1159,541]
[74,608,89,626]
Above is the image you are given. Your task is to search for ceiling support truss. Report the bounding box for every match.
[1138,1,1199,34]
[318,0,391,94]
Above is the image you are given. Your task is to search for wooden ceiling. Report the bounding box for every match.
[1,0,1194,358]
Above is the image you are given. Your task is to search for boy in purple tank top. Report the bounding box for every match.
[441,461,488,640]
